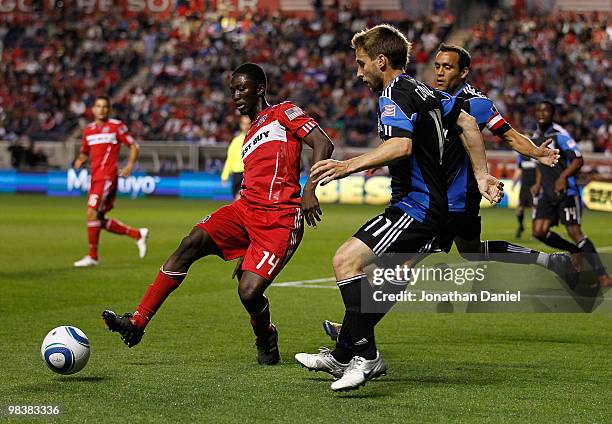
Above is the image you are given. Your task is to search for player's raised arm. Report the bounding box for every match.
[500,128,559,167]
[310,136,412,186]
[456,110,504,204]
[302,127,334,227]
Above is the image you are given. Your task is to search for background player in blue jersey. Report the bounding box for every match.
[530,100,611,287]
[294,24,503,392]
[513,153,537,238]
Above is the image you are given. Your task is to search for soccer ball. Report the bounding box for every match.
[41,326,90,375]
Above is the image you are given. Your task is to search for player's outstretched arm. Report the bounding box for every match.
[311,137,412,187]
[457,111,503,204]
[501,128,559,167]
[120,144,140,178]
[302,127,335,227]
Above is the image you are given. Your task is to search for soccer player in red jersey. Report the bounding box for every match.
[73,96,149,267]
[102,63,335,364]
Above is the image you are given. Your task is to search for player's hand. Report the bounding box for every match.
[536,140,560,167]
[302,187,322,228]
[73,159,84,169]
[310,159,351,186]
[119,166,132,178]
[232,257,244,281]
[554,177,567,196]
[476,174,504,204]
[530,184,540,199]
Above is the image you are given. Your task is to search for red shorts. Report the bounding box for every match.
[87,178,117,213]
[196,199,304,281]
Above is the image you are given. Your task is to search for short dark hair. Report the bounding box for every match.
[351,24,412,70]
[232,63,267,91]
[538,99,556,114]
[438,43,471,70]
[94,95,111,107]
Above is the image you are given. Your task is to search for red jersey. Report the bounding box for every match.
[80,119,136,181]
[240,102,319,209]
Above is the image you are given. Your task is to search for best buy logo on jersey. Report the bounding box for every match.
[67,169,159,197]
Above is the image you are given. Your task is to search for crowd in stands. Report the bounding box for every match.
[0,11,169,142]
[0,5,608,155]
[112,7,454,146]
[466,8,610,153]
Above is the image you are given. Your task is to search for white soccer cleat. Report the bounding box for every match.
[136,228,149,259]
[73,255,99,268]
[330,352,388,392]
[295,347,348,379]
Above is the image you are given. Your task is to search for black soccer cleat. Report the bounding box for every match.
[322,320,342,342]
[255,324,280,365]
[102,310,145,348]
[547,253,579,289]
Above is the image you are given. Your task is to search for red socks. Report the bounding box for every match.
[87,220,101,260]
[132,268,186,330]
[105,218,141,240]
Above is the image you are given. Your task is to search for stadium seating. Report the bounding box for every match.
[113,9,455,145]
[465,9,610,153]
[0,11,170,142]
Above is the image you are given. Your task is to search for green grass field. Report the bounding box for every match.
[1,195,611,423]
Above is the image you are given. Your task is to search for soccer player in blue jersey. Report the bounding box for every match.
[319,44,583,350]
[430,44,577,277]
[295,25,504,391]
[530,100,611,287]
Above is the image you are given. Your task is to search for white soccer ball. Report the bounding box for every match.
[41,326,90,375]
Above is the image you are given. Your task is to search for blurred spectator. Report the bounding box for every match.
[466,9,610,153]
[0,11,170,141]
[115,8,454,145]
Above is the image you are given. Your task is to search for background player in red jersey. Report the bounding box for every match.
[102,63,335,365]
[73,96,149,267]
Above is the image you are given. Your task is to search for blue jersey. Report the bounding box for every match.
[443,83,512,214]
[532,123,581,198]
[378,74,462,225]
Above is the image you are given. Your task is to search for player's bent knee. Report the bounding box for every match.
[332,245,363,278]
[238,276,267,303]
[86,208,98,221]
[170,228,215,264]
